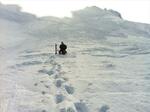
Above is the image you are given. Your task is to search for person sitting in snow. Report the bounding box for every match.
[59,42,67,55]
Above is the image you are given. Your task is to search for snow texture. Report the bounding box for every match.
[0,2,150,112]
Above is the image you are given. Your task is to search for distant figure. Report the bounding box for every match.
[59,42,67,55]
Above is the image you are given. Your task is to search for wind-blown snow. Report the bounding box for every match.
[0,3,150,112]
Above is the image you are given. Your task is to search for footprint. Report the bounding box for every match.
[67,107,75,112]
[40,81,44,83]
[34,83,38,86]
[74,101,88,112]
[55,79,63,88]
[59,108,66,112]
[42,110,47,112]
[64,84,74,94]
[41,91,46,95]
[54,74,59,79]
[99,105,110,112]
[56,64,61,71]
[60,107,75,112]
[55,94,64,104]
[88,83,93,86]
[44,85,50,88]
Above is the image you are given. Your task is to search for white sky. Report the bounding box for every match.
[0,0,150,24]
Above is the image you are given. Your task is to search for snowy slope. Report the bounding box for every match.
[0,3,36,49]
[0,3,150,112]
[24,6,150,39]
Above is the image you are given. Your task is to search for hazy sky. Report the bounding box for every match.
[0,0,150,24]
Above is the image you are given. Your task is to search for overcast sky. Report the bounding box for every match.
[0,0,150,24]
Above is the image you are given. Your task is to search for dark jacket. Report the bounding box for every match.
[60,44,67,50]
[59,43,67,55]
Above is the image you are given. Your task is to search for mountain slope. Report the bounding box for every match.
[0,3,150,112]
[25,6,150,39]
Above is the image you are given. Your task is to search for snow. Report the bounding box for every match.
[0,3,150,112]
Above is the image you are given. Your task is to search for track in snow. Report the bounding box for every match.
[7,49,90,112]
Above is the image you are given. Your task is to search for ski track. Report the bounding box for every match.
[6,49,90,112]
